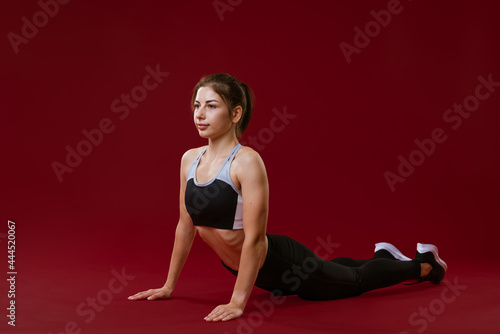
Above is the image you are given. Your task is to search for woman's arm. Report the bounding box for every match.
[204,149,269,321]
[162,214,196,293]
[128,150,197,301]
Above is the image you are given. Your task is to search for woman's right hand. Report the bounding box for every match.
[128,286,173,301]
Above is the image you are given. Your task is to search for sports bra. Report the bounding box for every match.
[184,144,243,230]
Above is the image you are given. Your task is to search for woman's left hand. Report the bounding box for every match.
[204,302,244,322]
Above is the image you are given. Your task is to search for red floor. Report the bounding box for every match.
[3,1,500,333]
[3,225,499,334]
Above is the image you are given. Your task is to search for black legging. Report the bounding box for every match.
[222,234,420,300]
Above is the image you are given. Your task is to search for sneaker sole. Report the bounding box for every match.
[417,243,448,272]
[375,242,412,261]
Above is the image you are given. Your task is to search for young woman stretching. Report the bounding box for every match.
[128,73,447,322]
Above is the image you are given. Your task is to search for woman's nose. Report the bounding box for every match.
[195,107,205,118]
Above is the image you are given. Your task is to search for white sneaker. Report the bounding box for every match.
[415,243,448,284]
[374,242,412,261]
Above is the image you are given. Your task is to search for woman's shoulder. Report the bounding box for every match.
[235,145,266,170]
[237,145,261,161]
[233,145,267,185]
[183,145,207,157]
[181,145,207,166]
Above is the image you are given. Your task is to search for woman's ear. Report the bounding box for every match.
[232,106,242,124]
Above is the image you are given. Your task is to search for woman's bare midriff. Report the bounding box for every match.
[196,226,268,271]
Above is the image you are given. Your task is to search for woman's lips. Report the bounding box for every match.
[197,124,209,130]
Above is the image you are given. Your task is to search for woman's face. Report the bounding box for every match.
[193,86,235,139]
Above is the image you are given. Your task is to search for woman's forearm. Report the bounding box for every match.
[164,221,196,290]
[230,237,266,307]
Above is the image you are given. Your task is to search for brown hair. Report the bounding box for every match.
[191,73,253,138]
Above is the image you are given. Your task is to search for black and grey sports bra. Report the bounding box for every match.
[184,144,243,230]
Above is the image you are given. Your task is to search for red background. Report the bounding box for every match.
[2,0,500,333]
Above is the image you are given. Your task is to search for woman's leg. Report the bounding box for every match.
[256,235,421,301]
[329,257,371,267]
[330,242,412,267]
[298,258,421,300]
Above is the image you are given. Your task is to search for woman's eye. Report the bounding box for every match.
[208,105,215,109]
[194,104,200,109]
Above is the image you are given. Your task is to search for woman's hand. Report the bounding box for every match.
[128,286,173,301]
[204,302,244,322]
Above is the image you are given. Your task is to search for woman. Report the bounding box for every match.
[128,73,447,322]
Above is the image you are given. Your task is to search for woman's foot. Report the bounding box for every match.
[374,242,412,261]
[414,243,447,284]
[420,263,432,277]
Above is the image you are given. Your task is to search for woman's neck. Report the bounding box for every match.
[205,134,239,161]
